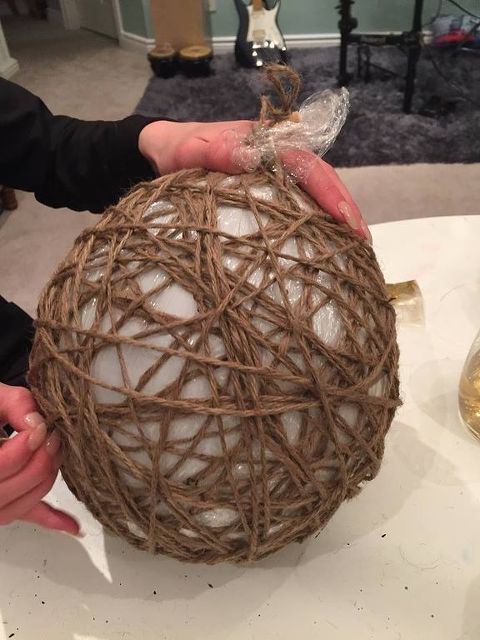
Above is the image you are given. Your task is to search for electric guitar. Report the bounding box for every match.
[234,0,288,68]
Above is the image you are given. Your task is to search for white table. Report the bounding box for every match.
[2,216,480,640]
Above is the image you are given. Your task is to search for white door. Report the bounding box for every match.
[79,0,117,39]
[0,17,19,78]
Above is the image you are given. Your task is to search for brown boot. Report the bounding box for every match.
[2,187,18,210]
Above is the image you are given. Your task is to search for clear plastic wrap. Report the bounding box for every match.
[262,87,349,157]
[234,85,350,180]
[386,280,425,326]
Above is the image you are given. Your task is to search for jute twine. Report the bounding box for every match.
[258,64,301,124]
[28,67,400,563]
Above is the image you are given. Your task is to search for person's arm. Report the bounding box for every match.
[0,78,158,213]
[0,297,33,389]
[0,79,367,235]
[138,120,369,240]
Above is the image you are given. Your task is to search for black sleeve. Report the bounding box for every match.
[0,296,34,437]
[0,78,161,213]
[0,296,33,388]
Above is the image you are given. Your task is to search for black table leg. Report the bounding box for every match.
[337,0,357,86]
[403,44,421,113]
[403,0,424,113]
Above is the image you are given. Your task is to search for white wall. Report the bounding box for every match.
[0,18,19,78]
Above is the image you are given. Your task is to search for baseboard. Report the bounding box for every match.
[213,31,433,52]
[46,7,63,25]
[118,30,433,55]
[117,31,343,55]
[0,56,19,79]
[118,31,155,55]
[212,33,341,52]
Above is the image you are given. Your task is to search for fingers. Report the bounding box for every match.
[0,474,58,526]
[20,502,80,536]
[0,428,80,536]
[204,131,370,240]
[0,426,48,482]
[0,383,53,485]
[0,434,61,505]
[204,126,368,242]
[0,383,39,432]
[174,121,256,175]
[138,119,370,241]
[279,149,371,242]
[204,122,258,174]
[0,384,80,536]
[140,120,257,176]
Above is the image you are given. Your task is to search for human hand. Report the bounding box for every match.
[138,120,368,241]
[0,383,79,535]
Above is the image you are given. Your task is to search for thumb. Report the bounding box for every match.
[206,125,260,174]
[0,383,41,433]
[21,502,80,537]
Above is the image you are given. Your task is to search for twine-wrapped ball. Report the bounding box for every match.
[29,168,400,563]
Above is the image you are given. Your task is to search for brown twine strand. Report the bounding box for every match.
[259,64,301,126]
[29,167,400,564]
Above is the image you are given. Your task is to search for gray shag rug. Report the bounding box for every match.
[136,45,480,167]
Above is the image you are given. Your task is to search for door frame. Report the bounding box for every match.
[0,17,19,78]
[59,0,123,38]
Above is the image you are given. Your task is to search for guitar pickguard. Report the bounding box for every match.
[246,4,285,47]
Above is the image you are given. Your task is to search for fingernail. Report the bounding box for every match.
[338,201,360,230]
[59,528,84,538]
[360,220,373,244]
[24,411,45,429]
[28,422,48,452]
[45,431,62,457]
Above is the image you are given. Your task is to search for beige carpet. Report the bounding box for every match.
[1,15,479,317]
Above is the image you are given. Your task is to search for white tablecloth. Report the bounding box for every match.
[2,216,480,640]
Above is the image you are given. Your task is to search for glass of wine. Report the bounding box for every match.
[459,329,480,441]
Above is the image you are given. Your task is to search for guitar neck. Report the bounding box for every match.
[252,0,264,11]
